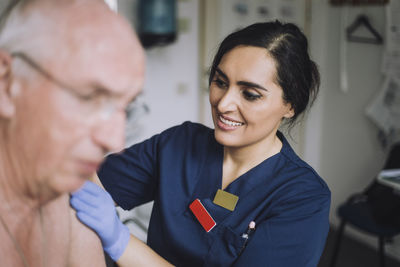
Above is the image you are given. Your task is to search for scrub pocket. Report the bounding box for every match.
[183,198,246,266]
[203,225,245,267]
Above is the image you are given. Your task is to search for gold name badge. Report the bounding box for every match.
[213,189,239,211]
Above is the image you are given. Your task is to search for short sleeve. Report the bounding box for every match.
[98,133,161,210]
[97,122,203,211]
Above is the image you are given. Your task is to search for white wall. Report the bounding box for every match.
[304,0,400,259]
[118,0,200,144]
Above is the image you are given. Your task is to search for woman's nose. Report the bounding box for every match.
[217,87,239,112]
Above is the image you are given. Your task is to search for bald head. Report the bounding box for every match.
[0,0,143,64]
[0,0,145,100]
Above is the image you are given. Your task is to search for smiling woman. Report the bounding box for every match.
[71,21,330,267]
[210,47,294,152]
[208,22,320,131]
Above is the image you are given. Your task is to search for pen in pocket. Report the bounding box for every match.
[239,221,256,255]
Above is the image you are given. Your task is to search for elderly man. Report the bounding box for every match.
[0,0,145,265]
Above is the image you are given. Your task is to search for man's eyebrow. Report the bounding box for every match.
[88,82,133,98]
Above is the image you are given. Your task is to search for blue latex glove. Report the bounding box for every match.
[70,181,130,262]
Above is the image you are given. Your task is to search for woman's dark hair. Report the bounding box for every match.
[209,21,320,130]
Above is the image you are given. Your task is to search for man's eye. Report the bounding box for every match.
[73,90,99,101]
[243,90,261,101]
[77,94,96,101]
[76,91,107,104]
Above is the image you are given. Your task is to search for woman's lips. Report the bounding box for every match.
[217,115,244,130]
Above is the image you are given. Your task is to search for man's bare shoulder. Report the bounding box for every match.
[68,195,106,267]
[42,194,106,267]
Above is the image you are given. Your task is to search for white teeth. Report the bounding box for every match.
[220,116,243,126]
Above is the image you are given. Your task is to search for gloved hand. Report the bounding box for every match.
[70,181,130,262]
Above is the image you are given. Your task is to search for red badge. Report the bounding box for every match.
[189,199,216,232]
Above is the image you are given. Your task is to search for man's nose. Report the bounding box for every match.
[91,111,125,153]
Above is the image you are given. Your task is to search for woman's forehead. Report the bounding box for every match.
[218,46,278,83]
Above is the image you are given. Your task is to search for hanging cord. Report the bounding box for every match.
[340,6,349,93]
[0,212,29,267]
[0,208,46,267]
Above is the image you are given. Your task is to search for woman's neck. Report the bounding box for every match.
[222,133,282,189]
[225,133,282,166]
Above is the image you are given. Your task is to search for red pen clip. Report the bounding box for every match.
[189,199,216,232]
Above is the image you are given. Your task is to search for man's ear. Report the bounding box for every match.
[0,49,15,118]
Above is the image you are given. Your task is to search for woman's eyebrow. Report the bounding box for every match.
[215,68,228,80]
[216,67,267,91]
[237,81,268,91]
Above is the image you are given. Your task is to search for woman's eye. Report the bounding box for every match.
[213,79,228,89]
[243,90,262,101]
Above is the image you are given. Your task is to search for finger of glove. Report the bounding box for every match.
[70,196,102,219]
[70,188,102,208]
[72,181,114,206]
[74,181,114,204]
[72,181,103,197]
[77,211,120,246]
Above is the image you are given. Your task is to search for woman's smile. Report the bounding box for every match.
[217,114,245,130]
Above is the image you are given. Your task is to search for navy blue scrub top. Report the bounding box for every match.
[98,122,331,267]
